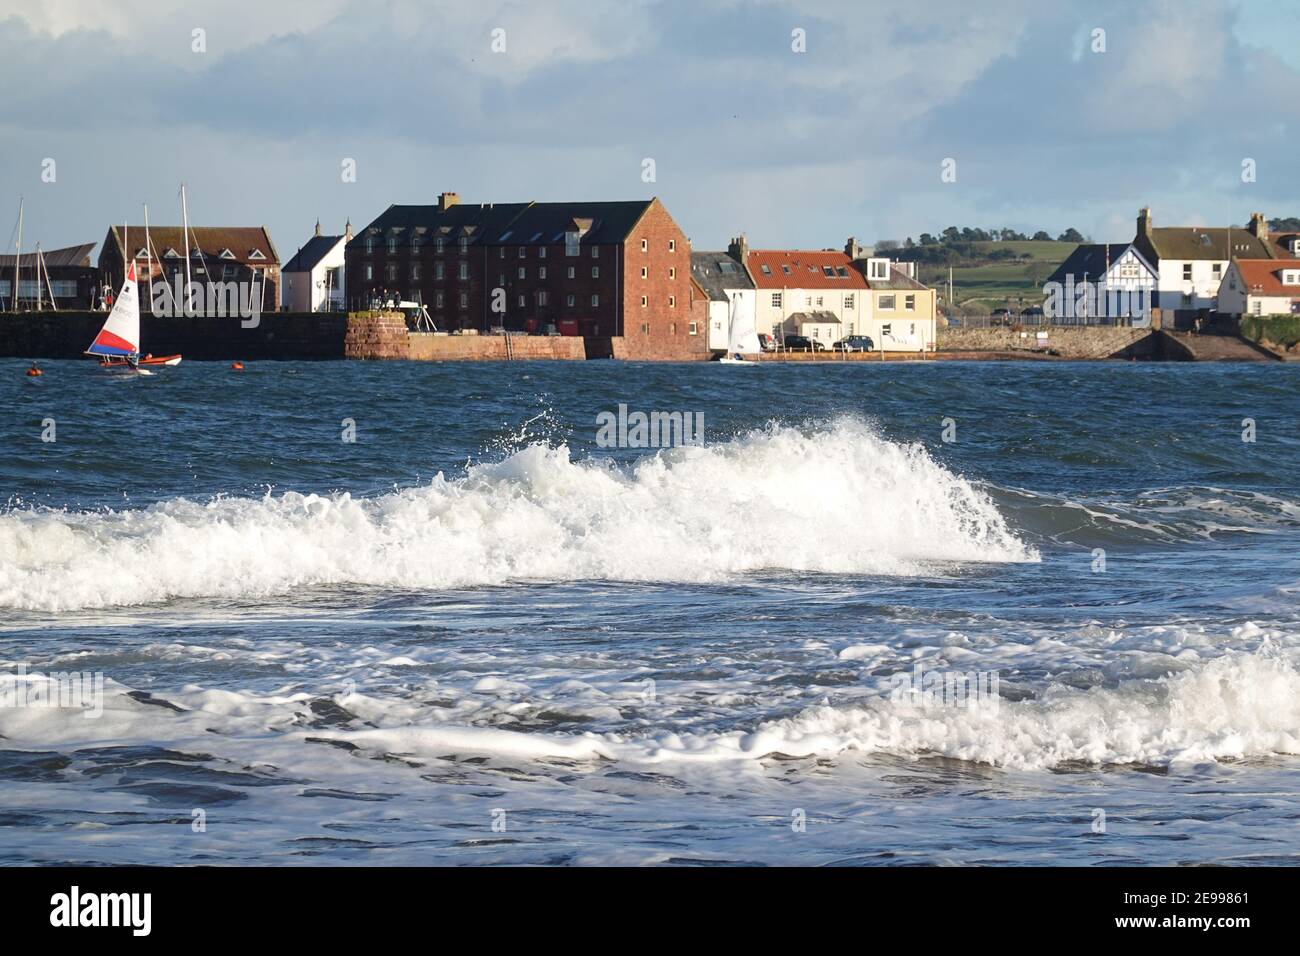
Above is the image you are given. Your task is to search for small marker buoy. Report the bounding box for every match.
[26,365,42,377]
[230,361,244,370]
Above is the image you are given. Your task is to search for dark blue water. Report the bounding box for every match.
[1,358,1298,865]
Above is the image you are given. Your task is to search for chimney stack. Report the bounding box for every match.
[845,236,865,260]
[727,233,749,264]
[439,192,460,212]
[1247,211,1268,240]
[1137,206,1152,236]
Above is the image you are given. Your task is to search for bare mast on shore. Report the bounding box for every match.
[181,183,192,314]
[12,197,22,310]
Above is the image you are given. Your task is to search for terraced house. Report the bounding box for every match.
[346,193,707,359]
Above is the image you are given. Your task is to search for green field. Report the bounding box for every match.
[915,240,1074,314]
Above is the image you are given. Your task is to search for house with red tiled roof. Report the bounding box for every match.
[747,246,869,346]
[1218,259,1300,318]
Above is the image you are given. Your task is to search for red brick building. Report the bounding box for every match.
[99,225,281,311]
[346,193,707,359]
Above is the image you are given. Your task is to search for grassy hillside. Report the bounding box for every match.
[915,240,1074,314]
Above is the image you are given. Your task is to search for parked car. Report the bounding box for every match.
[990,308,1014,326]
[757,333,778,352]
[1020,306,1044,318]
[783,335,826,351]
[834,335,875,352]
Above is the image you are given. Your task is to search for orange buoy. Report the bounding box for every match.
[230,361,244,370]
[26,366,42,377]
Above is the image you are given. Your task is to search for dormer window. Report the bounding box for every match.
[219,248,236,259]
[163,247,180,259]
[248,249,267,260]
[867,258,890,281]
[134,248,149,259]
[1282,269,1300,286]
[191,248,204,258]
[1291,238,1300,255]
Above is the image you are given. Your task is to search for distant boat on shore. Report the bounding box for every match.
[718,294,760,365]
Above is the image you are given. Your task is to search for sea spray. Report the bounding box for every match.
[0,418,1036,611]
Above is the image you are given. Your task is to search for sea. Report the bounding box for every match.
[1,357,1298,865]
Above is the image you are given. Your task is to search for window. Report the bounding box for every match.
[592,266,600,279]
[640,295,648,307]
[411,237,422,253]
[591,294,599,307]
[567,266,575,279]
[566,294,575,307]
[668,296,675,308]
[905,294,915,311]
[537,290,548,307]
[845,294,854,309]
[435,292,444,309]
[498,273,505,286]
[688,321,698,335]
[519,247,526,259]
[822,266,834,277]
[835,267,848,277]
[498,246,505,259]
[518,267,526,279]
[1252,300,1263,315]
[781,265,790,275]
[761,264,772,276]
[771,292,782,308]
[539,247,547,259]
[364,264,373,281]
[815,296,823,307]
[436,238,445,253]
[640,322,650,334]
[670,323,677,334]
[669,267,675,279]
[565,231,580,256]
[591,246,599,258]
[364,238,375,253]
[669,239,676,251]
[459,292,467,309]
[539,266,547,279]
[386,238,397,254]
[1183,263,1193,281]
[1212,262,1222,278]
[458,238,468,254]
[435,262,445,280]
[869,259,889,280]
[385,263,397,281]
[518,294,526,308]
[879,294,896,309]
[410,264,421,280]
[640,238,647,252]
[881,323,891,336]
[458,263,468,280]
[641,266,648,278]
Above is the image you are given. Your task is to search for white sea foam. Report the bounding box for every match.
[0,418,1035,611]
[316,652,1300,771]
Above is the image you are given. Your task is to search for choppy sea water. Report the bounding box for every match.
[1,357,1298,866]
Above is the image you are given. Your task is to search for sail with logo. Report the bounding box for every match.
[718,293,761,365]
[85,225,182,370]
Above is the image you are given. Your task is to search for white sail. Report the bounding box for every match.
[86,262,141,357]
[725,295,760,354]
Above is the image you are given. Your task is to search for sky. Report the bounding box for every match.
[1,0,1298,263]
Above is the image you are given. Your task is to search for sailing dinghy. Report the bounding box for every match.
[718,294,761,365]
[86,261,182,370]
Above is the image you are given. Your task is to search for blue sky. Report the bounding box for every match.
[1,0,1298,261]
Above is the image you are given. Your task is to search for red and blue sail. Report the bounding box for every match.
[86,262,141,357]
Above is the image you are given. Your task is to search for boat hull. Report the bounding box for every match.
[99,354,182,368]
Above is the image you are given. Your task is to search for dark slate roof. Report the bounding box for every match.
[1135,227,1271,263]
[690,251,753,301]
[349,199,656,252]
[485,200,653,246]
[283,235,345,273]
[864,265,927,291]
[0,243,95,269]
[1046,243,1133,284]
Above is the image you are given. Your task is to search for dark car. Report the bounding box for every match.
[834,335,875,352]
[756,333,778,352]
[783,335,826,351]
[1020,306,1044,317]
[990,308,1014,326]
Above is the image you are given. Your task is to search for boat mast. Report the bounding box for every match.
[34,242,42,311]
[12,197,22,311]
[181,183,192,314]
[40,245,55,306]
[144,201,155,305]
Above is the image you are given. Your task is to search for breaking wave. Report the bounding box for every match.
[0,418,1035,611]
